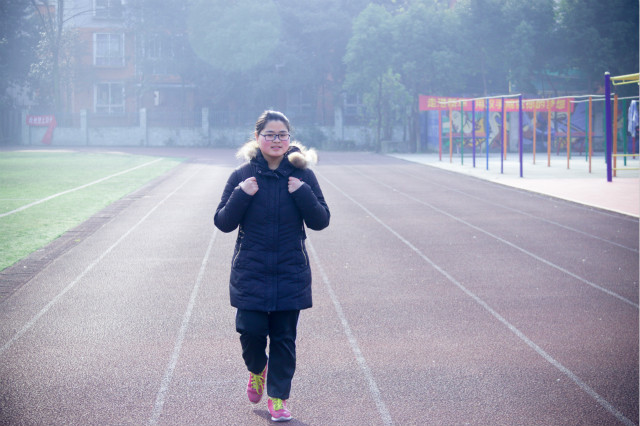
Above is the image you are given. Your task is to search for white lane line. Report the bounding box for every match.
[307,238,394,426]
[394,157,639,223]
[317,171,636,426]
[394,167,638,253]
[352,167,639,309]
[0,158,163,218]
[0,166,203,357]
[148,228,217,425]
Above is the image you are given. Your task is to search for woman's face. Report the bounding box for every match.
[257,120,290,162]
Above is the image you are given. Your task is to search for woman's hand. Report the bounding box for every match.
[239,177,259,195]
[288,177,304,193]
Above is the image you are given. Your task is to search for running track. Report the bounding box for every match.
[0,148,637,426]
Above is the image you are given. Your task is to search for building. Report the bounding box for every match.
[61,0,197,127]
[21,0,370,148]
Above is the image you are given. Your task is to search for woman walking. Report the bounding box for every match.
[214,110,330,421]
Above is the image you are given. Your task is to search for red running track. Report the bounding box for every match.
[0,148,637,426]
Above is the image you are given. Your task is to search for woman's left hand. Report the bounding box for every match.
[288,177,304,193]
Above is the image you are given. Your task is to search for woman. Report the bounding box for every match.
[214,110,330,422]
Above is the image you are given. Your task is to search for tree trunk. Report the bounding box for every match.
[53,0,64,112]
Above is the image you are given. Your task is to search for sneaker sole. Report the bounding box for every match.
[271,415,292,422]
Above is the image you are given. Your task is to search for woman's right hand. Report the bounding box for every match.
[239,177,259,195]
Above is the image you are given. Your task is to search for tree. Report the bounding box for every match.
[501,0,556,94]
[187,0,282,74]
[276,0,355,124]
[394,0,464,150]
[455,0,510,95]
[185,0,366,126]
[27,0,69,111]
[0,0,39,107]
[557,0,639,93]
[344,4,397,151]
[362,69,411,141]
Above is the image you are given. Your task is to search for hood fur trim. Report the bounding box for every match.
[236,140,317,169]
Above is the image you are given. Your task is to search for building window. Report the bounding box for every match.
[287,90,314,124]
[344,93,366,125]
[144,35,175,75]
[94,0,123,19]
[95,82,124,114]
[94,33,125,67]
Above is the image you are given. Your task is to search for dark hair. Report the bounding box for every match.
[255,110,291,136]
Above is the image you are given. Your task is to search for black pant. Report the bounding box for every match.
[235,309,300,400]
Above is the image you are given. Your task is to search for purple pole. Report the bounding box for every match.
[519,94,523,178]
[486,97,490,170]
[605,72,613,182]
[472,99,476,168]
[501,97,505,174]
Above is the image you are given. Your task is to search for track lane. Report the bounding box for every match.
[311,156,637,425]
[357,165,639,306]
[395,168,639,254]
[0,162,216,425]
[323,152,638,249]
[319,161,638,306]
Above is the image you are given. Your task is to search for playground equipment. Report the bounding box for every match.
[605,72,639,182]
[420,73,639,181]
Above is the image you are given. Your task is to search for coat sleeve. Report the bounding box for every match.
[214,169,254,233]
[290,168,330,231]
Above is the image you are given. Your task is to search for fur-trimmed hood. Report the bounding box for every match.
[236,140,317,169]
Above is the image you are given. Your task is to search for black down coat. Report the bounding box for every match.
[214,142,330,312]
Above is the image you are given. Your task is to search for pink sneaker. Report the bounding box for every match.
[268,397,292,422]
[246,364,267,404]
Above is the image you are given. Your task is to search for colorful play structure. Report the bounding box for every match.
[420,71,639,182]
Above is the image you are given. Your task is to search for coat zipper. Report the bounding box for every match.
[301,240,308,266]
[233,229,244,268]
[232,243,242,267]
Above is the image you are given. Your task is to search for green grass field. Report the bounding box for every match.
[0,150,184,271]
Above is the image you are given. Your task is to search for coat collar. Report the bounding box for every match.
[251,149,298,177]
[236,140,316,170]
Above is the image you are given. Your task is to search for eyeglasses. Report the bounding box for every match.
[260,132,290,142]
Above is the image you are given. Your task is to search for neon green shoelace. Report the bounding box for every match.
[250,372,265,392]
[271,398,285,410]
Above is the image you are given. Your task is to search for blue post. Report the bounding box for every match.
[605,72,613,182]
[501,97,505,174]
[472,99,476,168]
[623,99,628,166]
[460,101,464,166]
[486,97,490,170]
[519,94,523,178]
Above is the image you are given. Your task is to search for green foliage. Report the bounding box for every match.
[502,0,557,94]
[344,4,394,94]
[187,0,282,73]
[0,0,38,107]
[557,0,639,89]
[18,1,82,111]
[395,0,462,94]
[344,4,399,150]
[362,69,411,140]
[455,0,510,94]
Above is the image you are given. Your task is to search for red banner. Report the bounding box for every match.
[26,115,57,144]
[419,95,574,113]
